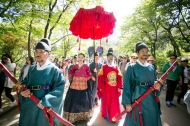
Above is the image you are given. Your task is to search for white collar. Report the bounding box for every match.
[107,63,116,68]
[37,59,51,70]
[137,59,149,67]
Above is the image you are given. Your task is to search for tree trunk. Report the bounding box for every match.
[168,30,181,56]
[28,19,33,57]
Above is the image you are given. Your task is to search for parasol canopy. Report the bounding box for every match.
[69,6,116,40]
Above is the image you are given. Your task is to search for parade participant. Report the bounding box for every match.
[89,52,102,106]
[98,48,122,122]
[63,53,93,124]
[184,79,190,115]
[122,42,162,126]
[18,38,65,126]
[177,58,190,104]
[162,54,182,107]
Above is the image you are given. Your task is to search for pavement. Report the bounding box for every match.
[0,87,190,126]
[0,91,17,116]
[0,86,185,123]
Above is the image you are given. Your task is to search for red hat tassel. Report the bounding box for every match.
[106,37,108,43]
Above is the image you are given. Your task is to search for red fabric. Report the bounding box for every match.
[139,102,143,126]
[69,6,116,40]
[98,64,122,122]
[113,61,179,120]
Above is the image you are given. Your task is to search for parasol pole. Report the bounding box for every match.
[112,60,179,121]
[0,62,74,126]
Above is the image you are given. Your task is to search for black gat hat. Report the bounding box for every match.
[135,42,148,52]
[35,38,51,52]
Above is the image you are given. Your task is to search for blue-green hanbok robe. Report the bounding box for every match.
[18,61,65,126]
[122,60,162,126]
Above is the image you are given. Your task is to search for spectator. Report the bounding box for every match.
[147,56,157,72]
[125,53,137,71]
[0,54,17,109]
[162,54,182,107]
[177,58,190,104]
[19,56,35,82]
[53,58,59,67]
[119,56,128,80]
[184,79,190,115]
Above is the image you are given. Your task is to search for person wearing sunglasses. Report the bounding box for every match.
[162,54,182,107]
[177,58,190,104]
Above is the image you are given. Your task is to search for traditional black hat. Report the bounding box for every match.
[135,42,148,52]
[35,38,51,52]
[107,48,113,56]
[73,54,77,58]
[94,52,99,57]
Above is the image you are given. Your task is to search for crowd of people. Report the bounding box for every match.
[0,39,190,126]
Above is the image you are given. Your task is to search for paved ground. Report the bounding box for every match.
[0,89,190,126]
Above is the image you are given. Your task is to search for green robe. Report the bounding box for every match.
[18,63,65,126]
[122,62,162,126]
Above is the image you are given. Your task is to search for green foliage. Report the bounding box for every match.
[119,0,190,61]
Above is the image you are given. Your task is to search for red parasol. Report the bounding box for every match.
[69,5,116,50]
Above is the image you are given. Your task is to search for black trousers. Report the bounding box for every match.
[177,83,188,101]
[165,79,178,101]
[0,80,5,108]
[0,80,15,108]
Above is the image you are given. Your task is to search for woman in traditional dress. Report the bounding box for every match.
[63,53,93,124]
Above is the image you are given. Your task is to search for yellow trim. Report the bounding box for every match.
[98,66,103,76]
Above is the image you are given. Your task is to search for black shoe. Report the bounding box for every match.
[166,102,171,107]
[177,98,180,104]
[171,102,177,107]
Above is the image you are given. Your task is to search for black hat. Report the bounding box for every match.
[135,42,148,52]
[73,54,77,58]
[107,48,113,56]
[94,52,99,57]
[35,38,51,52]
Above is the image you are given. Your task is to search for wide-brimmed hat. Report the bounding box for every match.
[131,53,137,57]
[181,57,188,62]
[147,56,155,61]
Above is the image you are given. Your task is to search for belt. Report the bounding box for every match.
[140,82,154,87]
[27,85,51,90]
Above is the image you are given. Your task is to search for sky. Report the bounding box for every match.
[102,0,141,39]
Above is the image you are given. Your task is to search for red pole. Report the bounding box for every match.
[112,60,178,121]
[0,62,74,126]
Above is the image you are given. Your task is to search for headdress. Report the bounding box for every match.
[35,38,51,52]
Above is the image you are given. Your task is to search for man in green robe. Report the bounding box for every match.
[122,42,162,126]
[18,38,65,126]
